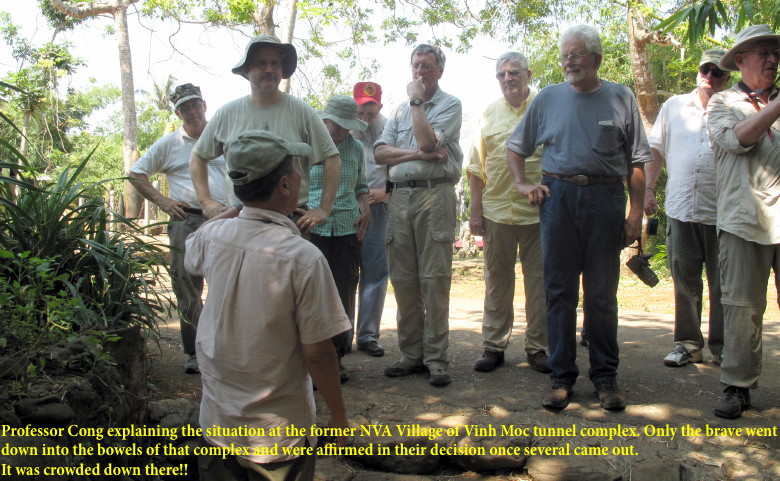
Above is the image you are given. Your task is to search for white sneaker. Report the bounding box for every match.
[663,345,703,367]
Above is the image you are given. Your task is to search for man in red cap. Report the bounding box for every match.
[351,81,390,358]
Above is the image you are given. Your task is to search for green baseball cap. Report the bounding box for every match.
[226,130,312,185]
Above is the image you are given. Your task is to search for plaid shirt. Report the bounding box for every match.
[310,134,368,236]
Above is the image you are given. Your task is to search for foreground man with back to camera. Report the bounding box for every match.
[186,130,350,480]
[507,24,651,411]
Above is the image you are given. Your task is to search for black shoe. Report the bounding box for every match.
[357,341,385,357]
[542,379,573,410]
[429,369,451,387]
[338,359,349,383]
[713,385,751,419]
[474,350,505,372]
[384,362,428,378]
[594,378,626,411]
[527,351,552,373]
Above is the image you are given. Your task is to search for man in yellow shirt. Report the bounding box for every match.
[468,51,549,373]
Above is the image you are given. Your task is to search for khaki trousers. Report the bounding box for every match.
[481,219,548,354]
[387,184,456,370]
[718,231,780,389]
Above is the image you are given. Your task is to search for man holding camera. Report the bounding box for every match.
[645,50,729,368]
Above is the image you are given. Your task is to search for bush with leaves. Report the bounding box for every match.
[0,112,172,370]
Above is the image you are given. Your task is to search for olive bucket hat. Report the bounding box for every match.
[319,95,367,132]
[232,35,298,79]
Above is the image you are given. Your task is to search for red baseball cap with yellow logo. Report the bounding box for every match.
[353,82,383,109]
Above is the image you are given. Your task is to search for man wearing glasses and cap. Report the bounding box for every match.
[645,50,730,369]
[129,83,228,374]
[189,35,341,235]
[375,44,463,387]
[706,24,780,419]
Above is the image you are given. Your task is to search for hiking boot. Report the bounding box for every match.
[184,355,199,374]
[429,369,451,387]
[594,378,626,411]
[527,351,552,373]
[713,385,751,419]
[357,341,385,357]
[474,350,505,372]
[384,362,428,378]
[663,345,703,367]
[542,379,573,410]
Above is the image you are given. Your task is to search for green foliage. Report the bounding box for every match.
[0,114,172,369]
[657,0,780,45]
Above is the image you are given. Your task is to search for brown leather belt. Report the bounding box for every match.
[543,172,623,186]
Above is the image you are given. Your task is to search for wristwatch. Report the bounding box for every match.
[409,97,423,107]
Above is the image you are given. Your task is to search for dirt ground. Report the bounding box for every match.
[147,257,780,480]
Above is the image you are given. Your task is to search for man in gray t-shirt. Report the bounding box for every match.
[506,25,651,412]
[189,35,340,236]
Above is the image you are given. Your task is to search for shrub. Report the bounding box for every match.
[0,113,172,370]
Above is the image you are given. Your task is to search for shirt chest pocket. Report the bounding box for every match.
[592,123,624,157]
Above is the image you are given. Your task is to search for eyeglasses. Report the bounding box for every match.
[410,63,436,71]
[699,65,726,78]
[739,49,780,60]
[558,52,592,65]
[495,69,524,80]
[357,112,378,121]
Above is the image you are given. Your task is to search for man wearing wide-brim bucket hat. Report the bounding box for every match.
[706,23,780,420]
[189,34,342,236]
[308,95,370,383]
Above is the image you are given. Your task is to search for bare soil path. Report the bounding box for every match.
[147,258,780,480]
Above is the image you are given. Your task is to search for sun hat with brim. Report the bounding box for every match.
[319,95,368,132]
[226,130,312,186]
[231,35,298,79]
[720,24,780,71]
[170,83,203,109]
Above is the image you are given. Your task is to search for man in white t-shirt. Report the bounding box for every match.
[129,83,228,374]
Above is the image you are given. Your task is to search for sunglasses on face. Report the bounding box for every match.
[699,65,726,78]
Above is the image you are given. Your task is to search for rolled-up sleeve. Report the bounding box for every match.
[707,91,758,155]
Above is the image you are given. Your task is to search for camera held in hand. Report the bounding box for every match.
[626,241,659,287]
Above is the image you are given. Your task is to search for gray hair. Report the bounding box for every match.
[411,44,446,70]
[496,51,529,70]
[559,24,602,55]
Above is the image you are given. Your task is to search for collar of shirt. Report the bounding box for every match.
[239,206,301,235]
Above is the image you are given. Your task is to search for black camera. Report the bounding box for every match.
[647,217,659,236]
[626,251,659,287]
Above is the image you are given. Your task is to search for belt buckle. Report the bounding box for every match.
[572,175,589,186]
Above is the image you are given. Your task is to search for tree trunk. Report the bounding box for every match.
[280,0,298,94]
[115,6,142,217]
[627,4,660,133]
